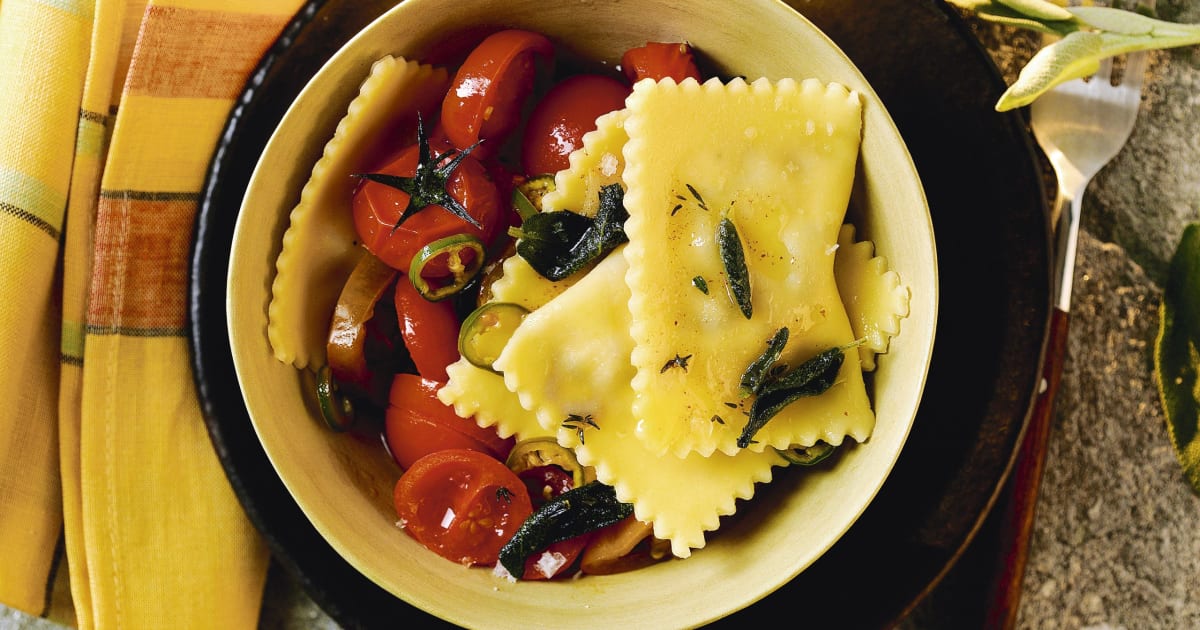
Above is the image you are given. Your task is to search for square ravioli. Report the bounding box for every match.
[621,77,874,457]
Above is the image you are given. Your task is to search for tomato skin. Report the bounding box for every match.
[441,29,555,156]
[394,449,533,566]
[352,137,502,272]
[620,42,702,84]
[384,374,513,469]
[520,74,629,177]
[515,464,590,579]
[394,275,461,381]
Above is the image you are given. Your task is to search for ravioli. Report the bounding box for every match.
[494,248,781,557]
[267,56,448,368]
[621,77,874,457]
[833,223,910,371]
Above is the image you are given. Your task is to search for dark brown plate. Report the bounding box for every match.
[189,1,1049,627]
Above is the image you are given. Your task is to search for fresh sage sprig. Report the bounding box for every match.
[947,0,1200,110]
[1153,222,1200,495]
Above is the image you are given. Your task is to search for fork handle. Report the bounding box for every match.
[985,306,1070,629]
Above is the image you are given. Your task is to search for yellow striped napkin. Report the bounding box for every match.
[0,0,304,626]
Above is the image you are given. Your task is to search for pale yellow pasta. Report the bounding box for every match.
[494,248,781,557]
[833,224,911,371]
[267,56,448,368]
[437,358,550,442]
[440,109,634,432]
[622,77,874,457]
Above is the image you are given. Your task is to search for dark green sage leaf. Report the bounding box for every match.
[498,482,633,577]
[739,327,789,397]
[738,345,846,448]
[514,183,628,281]
[1154,222,1200,494]
[718,217,752,319]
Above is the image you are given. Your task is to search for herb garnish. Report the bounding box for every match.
[737,340,863,449]
[739,327,789,397]
[692,275,709,294]
[710,415,726,425]
[685,183,709,211]
[562,413,599,444]
[496,486,514,504]
[512,183,628,281]
[353,114,483,231]
[660,353,693,373]
[498,482,633,577]
[718,217,752,319]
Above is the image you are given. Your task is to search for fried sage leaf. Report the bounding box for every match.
[1154,222,1200,494]
[739,327,789,397]
[514,183,628,281]
[498,481,633,577]
[718,217,752,319]
[738,344,847,448]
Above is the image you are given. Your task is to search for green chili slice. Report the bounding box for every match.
[776,441,836,466]
[408,233,486,302]
[315,364,354,432]
[458,302,530,371]
[512,174,556,220]
[718,217,752,319]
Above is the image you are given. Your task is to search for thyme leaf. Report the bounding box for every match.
[514,183,628,281]
[692,275,709,294]
[718,217,752,319]
[660,353,693,373]
[562,413,599,444]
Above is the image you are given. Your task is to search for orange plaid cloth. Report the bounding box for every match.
[0,0,305,626]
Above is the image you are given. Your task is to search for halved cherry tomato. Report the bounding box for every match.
[384,374,513,470]
[393,449,532,566]
[352,136,502,273]
[514,463,588,579]
[520,74,629,177]
[620,42,702,84]
[441,29,554,157]
[394,277,461,381]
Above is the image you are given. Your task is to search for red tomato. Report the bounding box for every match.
[394,449,532,566]
[393,277,460,381]
[515,464,589,580]
[620,42,702,84]
[520,74,629,177]
[441,29,554,156]
[384,374,513,470]
[352,136,502,272]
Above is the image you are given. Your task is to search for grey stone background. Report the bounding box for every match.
[4,2,1200,629]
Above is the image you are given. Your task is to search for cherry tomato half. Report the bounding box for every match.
[620,42,702,84]
[516,464,589,580]
[352,136,502,273]
[394,448,533,566]
[520,74,629,177]
[384,374,513,470]
[441,29,554,156]
[393,278,462,382]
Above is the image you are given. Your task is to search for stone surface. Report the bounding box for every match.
[5,4,1200,630]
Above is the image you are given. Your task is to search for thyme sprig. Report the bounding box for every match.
[660,353,693,373]
[562,413,599,444]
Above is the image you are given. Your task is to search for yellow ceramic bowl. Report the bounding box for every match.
[228,0,937,627]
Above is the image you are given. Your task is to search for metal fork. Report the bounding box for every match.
[986,38,1148,630]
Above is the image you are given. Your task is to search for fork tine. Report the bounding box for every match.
[1122,51,1148,92]
[1095,56,1113,83]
